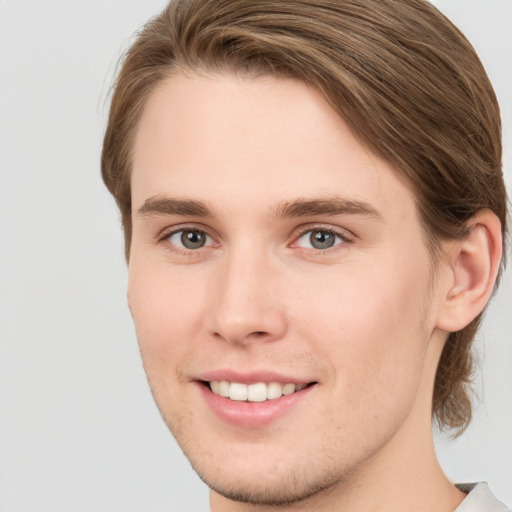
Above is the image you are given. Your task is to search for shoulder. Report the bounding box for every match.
[455,482,510,512]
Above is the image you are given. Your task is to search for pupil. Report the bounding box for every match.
[310,230,335,249]
[181,230,206,249]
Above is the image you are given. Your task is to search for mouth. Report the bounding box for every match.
[203,380,315,402]
[196,375,318,427]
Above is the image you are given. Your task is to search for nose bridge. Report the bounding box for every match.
[207,243,286,344]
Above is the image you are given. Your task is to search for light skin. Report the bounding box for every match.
[127,71,502,511]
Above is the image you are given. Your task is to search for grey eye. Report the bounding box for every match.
[296,229,344,250]
[310,230,336,249]
[169,229,210,250]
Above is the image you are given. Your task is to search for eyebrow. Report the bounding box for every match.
[137,196,215,218]
[273,197,382,220]
[137,195,382,221]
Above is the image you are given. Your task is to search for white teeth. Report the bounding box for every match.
[267,382,283,400]
[282,383,296,395]
[219,381,230,397]
[209,381,308,402]
[248,382,267,402]
[229,382,248,401]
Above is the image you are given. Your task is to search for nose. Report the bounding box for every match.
[205,248,287,345]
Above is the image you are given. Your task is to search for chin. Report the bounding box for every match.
[170,424,354,507]
[192,460,341,507]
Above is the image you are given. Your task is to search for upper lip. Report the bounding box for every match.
[196,369,315,385]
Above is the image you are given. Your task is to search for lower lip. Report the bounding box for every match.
[197,383,316,428]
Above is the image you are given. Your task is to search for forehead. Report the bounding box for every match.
[131,71,417,223]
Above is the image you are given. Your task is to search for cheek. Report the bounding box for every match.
[127,261,206,370]
[295,258,432,393]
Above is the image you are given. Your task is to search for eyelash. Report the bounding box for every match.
[157,224,352,254]
[292,225,351,252]
[158,224,217,255]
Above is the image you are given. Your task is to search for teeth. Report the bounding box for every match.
[229,382,248,401]
[209,381,308,402]
[267,381,283,400]
[282,383,296,395]
[248,382,267,402]
[219,381,230,397]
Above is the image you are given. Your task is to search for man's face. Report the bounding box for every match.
[128,72,448,506]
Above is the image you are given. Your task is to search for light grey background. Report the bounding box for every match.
[0,1,510,511]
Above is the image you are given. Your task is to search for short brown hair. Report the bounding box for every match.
[101,0,508,434]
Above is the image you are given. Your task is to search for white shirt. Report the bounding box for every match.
[455,482,510,512]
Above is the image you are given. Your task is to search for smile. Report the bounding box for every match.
[198,377,318,427]
[209,381,309,402]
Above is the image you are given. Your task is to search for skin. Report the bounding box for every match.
[128,72,471,511]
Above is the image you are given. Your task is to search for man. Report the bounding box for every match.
[101,0,509,510]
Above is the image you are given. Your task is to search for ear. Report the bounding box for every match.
[436,209,503,332]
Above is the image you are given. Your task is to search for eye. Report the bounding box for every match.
[295,229,346,250]
[167,229,213,250]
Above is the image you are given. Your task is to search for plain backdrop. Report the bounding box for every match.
[0,1,510,511]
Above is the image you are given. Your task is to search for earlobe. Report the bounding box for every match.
[436,209,502,332]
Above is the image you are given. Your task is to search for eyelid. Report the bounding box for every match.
[157,222,215,241]
[289,223,354,249]
[155,222,353,252]
[157,223,219,253]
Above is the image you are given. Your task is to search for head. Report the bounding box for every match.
[101,0,508,505]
